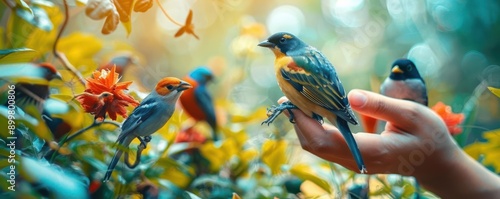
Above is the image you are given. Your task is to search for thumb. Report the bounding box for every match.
[348,89,436,132]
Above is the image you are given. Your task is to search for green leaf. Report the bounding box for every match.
[14,0,33,15]
[15,5,53,31]
[22,105,54,142]
[7,11,36,48]
[19,157,89,198]
[0,48,37,64]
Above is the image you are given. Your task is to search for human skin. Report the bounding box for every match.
[278,89,500,198]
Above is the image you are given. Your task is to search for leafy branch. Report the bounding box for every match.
[52,0,87,86]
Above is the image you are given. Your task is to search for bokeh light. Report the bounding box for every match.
[266,5,305,35]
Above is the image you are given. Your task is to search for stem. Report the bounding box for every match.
[52,0,86,86]
[156,0,182,26]
[458,80,487,147]
[2,0,14,9]
[48,120,120,161]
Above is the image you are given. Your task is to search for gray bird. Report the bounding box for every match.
[380,58,428,106]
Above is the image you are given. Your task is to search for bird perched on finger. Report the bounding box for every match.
[380,58,428,106]
[179,67,218,141]
[361,59,428,134]
[103,77,192,181]
[258,32,366,173]
[0,62,62,112]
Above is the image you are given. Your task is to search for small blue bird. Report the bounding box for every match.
[103,77,191,181]
[179,67,218,141]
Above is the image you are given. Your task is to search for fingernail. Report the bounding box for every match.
[349,90,367,107]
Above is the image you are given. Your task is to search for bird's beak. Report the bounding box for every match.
[53,72,63,80]
[177,81,192,91]
[392,66,403,74]
[258,40,275,48]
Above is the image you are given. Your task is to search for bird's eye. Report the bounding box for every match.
[279,37,286,43]
[166,85,174,90]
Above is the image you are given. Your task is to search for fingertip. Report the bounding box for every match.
[348,89,367,108]
[277,96,289,104]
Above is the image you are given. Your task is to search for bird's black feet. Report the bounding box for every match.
[312,113,324,124]
[261,101,298,125]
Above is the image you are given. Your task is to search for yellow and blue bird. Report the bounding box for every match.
[258,32,367,173]
[179,67,218,141]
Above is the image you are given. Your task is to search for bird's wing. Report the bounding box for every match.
[194,86,217,129]
[116,97,158,142]
[282,48,357,123]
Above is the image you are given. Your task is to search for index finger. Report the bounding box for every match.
[348,89,436,132]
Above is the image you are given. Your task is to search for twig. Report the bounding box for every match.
[52,0,86,86]
[2,0,14,9]
[156,0,182,26]
[47,120,121,161]
[65,120,121,143]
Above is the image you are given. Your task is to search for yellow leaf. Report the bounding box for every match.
[122,20,132,37]
[24,4,63,57]
[200,141,226,172]
[240,148,258,163]
[0,48,37,64]
[231,106,268,123]
[300,180,331,198]
[57,32,103,74]
[21,105,54,142]
[488,87,500,98]
[156,157,195,189]
[261,139,288,174]
[290,163,332,194]
[464,142,486,159]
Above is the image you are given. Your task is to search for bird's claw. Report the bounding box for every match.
[138,136,152,149]
[261,101,298,125]
[312,113,324,124]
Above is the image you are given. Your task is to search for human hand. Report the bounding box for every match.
[278,89,459,178]
[279,89,500,197]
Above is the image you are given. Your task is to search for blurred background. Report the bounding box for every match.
[90,0,500,135]
[1,0,500,198]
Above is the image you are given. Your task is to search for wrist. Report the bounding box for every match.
[415,147,500,198]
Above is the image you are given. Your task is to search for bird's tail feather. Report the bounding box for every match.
[336,117,367,174]
[103,136,134,181]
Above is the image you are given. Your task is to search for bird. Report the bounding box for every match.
[380,58,428,106]
[103,77,192,181]
[0,62,62,112]
[360,59,428,134]
[379,58,427,199]
[179,67,218,141]
[258,32,366,173]
[74,91,114,120]
[97,53,138,75]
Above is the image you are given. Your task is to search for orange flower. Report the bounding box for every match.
[431,102,465,135]
[76,65,139,121]
[175,126,207,144]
